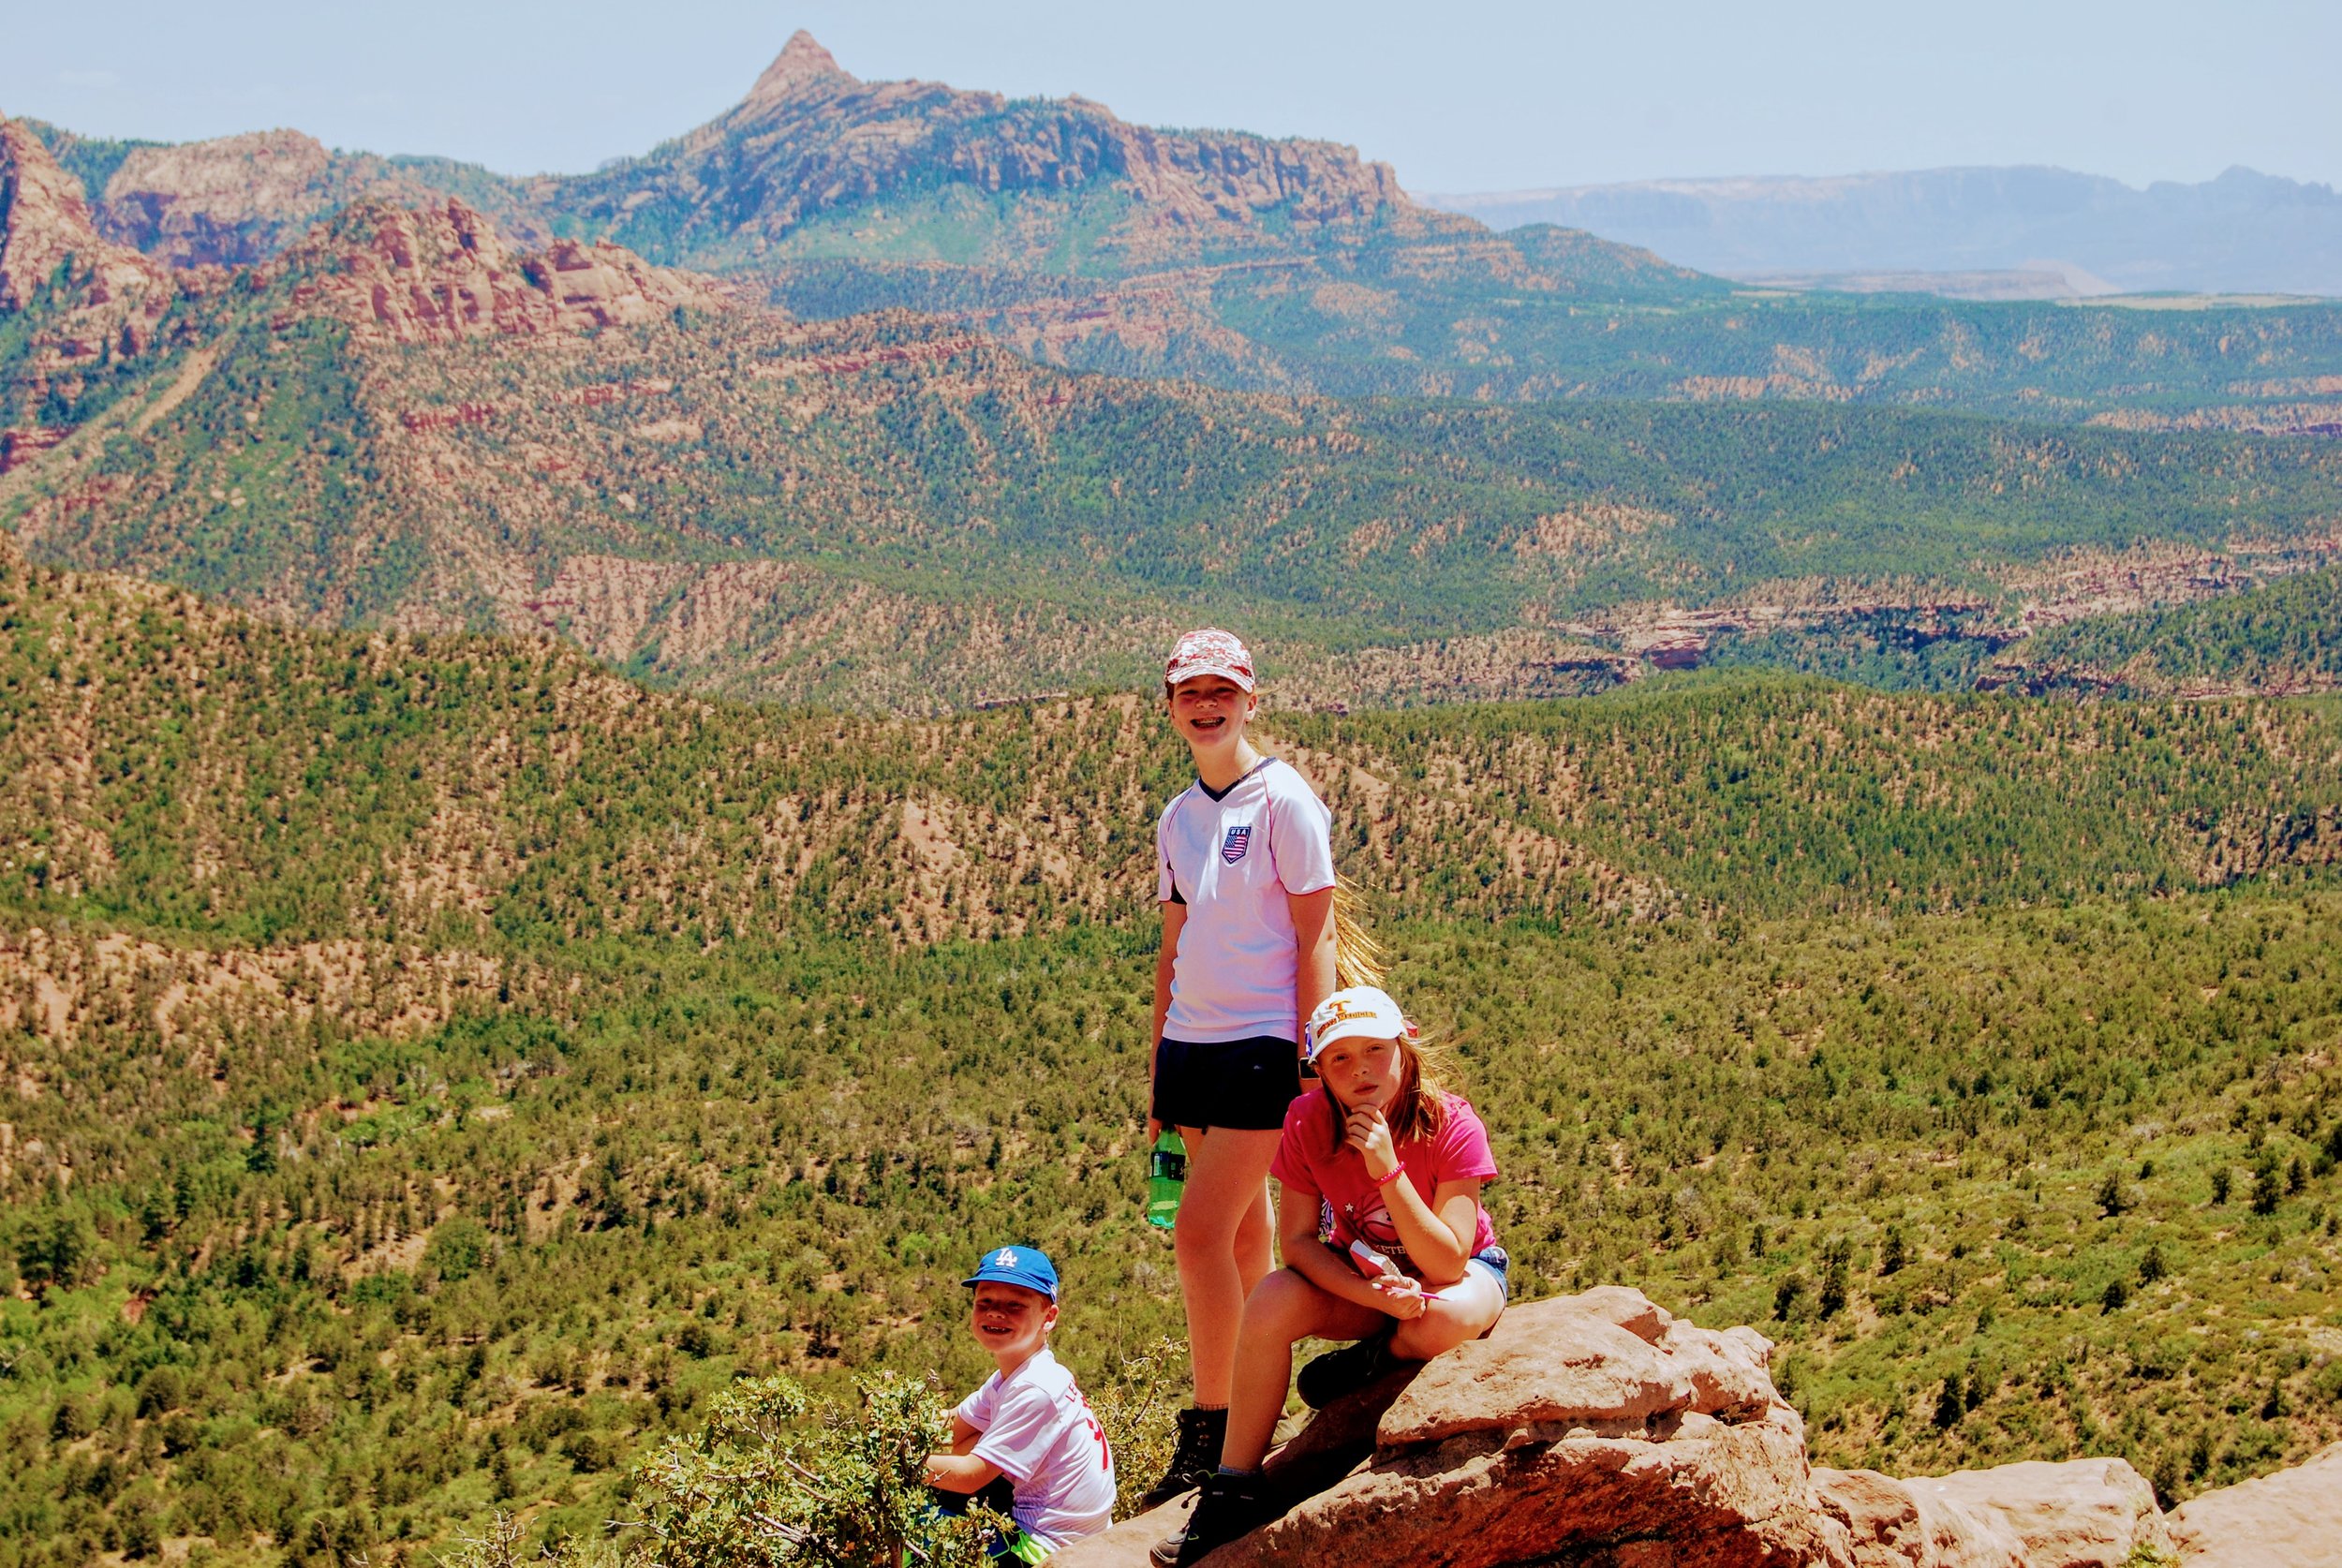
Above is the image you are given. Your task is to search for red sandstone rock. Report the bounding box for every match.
[1055,1289,1853,1568]
[1820,1460,2177,1568]
[0,117,172,413]
[1821,1461,2169,1568]
[2167,1442,2342,1568]
[1052,1289,2227,1568]
[1818,1467,2028,1568]
[263,198,722,345]
[741,29,854,112]
[1,120,166,316]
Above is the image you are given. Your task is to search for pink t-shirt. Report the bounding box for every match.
[1270,1088,1499,1279]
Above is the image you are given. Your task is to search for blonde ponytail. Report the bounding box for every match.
[1331,874,1386,990]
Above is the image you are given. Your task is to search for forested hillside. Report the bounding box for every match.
[2001,567,2342,698]
[773,248,2342,428]
[4,538,2341,1566]
[6,179,2339,715]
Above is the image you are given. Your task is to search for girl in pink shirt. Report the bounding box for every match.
[1155,984,1509,1566]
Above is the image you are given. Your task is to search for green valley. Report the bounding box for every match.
[4,537,2341,1565]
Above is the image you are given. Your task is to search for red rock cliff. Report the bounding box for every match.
[264,197,725,344]
[0,118,171,380]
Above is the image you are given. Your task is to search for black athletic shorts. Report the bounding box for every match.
[1151,1035,1302,1132]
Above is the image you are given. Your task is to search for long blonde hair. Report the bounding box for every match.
[1331,874,1385,991]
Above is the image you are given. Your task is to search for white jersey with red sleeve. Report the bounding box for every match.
[1155,757,1337,1044]
[954,1348,1114,1548]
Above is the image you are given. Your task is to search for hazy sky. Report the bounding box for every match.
[4,0,2336,193]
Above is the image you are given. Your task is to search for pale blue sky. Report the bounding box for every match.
[4,0,2336,193]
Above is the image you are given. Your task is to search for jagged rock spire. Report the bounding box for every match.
[743,31,854,112]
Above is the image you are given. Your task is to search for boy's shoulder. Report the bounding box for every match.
[999,1347,1082,1403]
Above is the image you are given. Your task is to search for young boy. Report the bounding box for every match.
[926,1246,1115,1561]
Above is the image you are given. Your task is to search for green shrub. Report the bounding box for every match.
[630,1372,995,1568]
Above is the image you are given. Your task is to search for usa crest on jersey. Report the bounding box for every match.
[1221,825,1252,864]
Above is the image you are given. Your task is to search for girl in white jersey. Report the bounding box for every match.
[1138,628,1339,1507]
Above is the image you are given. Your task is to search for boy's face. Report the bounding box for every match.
[1167,674,1257,750]
[969,1281,1057,1365]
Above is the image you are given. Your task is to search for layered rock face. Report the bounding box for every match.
[1055,1288,2181,1568]
[102,130,371,266]
[0,119,168,319]
[266,198,724,344]
[1819,1460,2168,1568]
[547,31,1447,266]
[0,118,173,420]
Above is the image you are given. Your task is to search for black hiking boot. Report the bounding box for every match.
[1149,1470,1280,1566]
[1295,1325,1400,1409]
[1138,1406,1226,1509]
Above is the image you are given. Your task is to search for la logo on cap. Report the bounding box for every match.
[997,1249,1019,1268]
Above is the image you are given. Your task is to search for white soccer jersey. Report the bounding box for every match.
[1155,757,1337,1043]
[955,1348,1114,1548]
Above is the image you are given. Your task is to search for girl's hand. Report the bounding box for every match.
[1371,1272,1430,1320]
[1343,1107,1401,1184]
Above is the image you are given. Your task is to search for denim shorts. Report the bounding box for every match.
[1466,1244,1512,1303]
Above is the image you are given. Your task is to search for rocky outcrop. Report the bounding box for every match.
[84,128,553,269]
[2168,1442,2342,1568]
[101,130,369,266]
[264,198,724,344]
[1056,1288,2178,1568]
[544,31,1449,269]
[1061,1287,1839,1568]
[0,117,173,413]
[1820,1461,2168,1568]
[0,119,168,320]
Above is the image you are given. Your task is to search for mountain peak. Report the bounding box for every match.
[744,31,854,110]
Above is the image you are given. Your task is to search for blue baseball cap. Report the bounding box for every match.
[964,1245,1059,1301]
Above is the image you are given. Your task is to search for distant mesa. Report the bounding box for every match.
[1422,165,2342,298]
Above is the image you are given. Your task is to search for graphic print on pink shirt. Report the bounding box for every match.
[1270,1088,1499,1279]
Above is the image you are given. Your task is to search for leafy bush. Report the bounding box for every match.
[630,1373,994,1568]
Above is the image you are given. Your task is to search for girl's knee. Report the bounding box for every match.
[1172,1201,1244,1258]
[1239,1267,1329,1337]
[1390,1280,1505,1358]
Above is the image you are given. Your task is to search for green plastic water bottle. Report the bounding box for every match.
[1146,1132,1186,1230]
